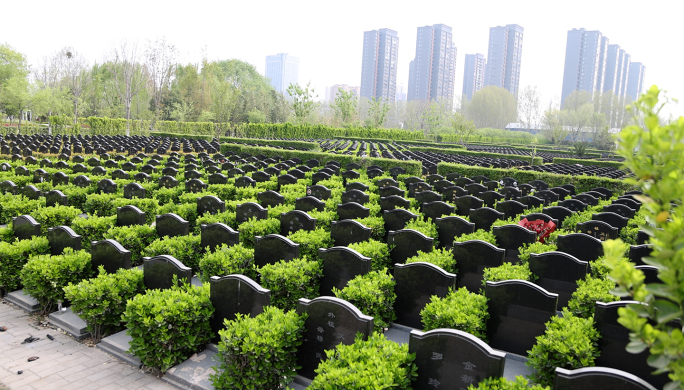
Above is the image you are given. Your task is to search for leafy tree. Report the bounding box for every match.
[450,112,477,143]
[0,43,28,87]
[108,40,147,134]
[247,108,266,124]
[332,89,357,126]
[145,37,177,129]
[467,85,517,129]
[287,82,317,124]
[0,76,30,130]
[366,97,390,129]
[542,107,569,145]
[518,85,542,131]
[603,86,684,389]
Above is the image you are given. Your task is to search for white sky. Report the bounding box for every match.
[3,0,682,117]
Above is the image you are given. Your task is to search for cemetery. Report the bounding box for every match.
[0,112,673,390]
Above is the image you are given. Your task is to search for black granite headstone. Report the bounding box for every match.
[553,366,659,390]
[480,191,505,208]
[603,204,636,219]
[117,205,146,227]
[142,255,192,290]
[12,215,41,241]
[495,200,528,220]
[529,251,588,309]
[319,246,372,296]
[280,210,317,236]
[468,207,505,232]
[155,213,190,238]
[330,220,372,247]
[123,182,146,199]
[379,195,411,211]
[45,190,68,207]
[453,240,506,293]
[576,220,618,241]
[628,244,652,266]
[21,185,42,200]
[492,224,537,262]
[253,234,300,268]
[307,185,331,200]
[421,201,455,221]
[394,262,456,328]
[542,206,574,227]
[197,195,226,216]
[592,212,629,232]
[91,239,132,274]
[200,223,239,252]
[209,275,270,343]
[47,226,82,255]
[453,195,484,216]
[387,229,434,264]
[335,202,370,220]
[236,202,268,224]
[341,189,369,205]
[257,190,285,208]
[295,196,326,213]
[557,233,604,262]
[346,182,370,192]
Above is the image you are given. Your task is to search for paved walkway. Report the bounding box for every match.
[0,300,177,390]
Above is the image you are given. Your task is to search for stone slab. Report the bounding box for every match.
[97,329,141,367]
[5,289,40,313]
[163,350,217,390]
[48,306,90,340]
[503,353,532,381]
[384,322,413,346]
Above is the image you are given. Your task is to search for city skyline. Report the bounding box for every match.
[360,28,399,102]
[407,24,457,105]
[485,24,524,97]
[264,53,300,96]
[2,0,679,117]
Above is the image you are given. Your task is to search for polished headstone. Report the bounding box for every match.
[45,190,68,207]
[434,216,475,250]
[379,195,411,211]
[12,215,41,240]
[468,207,505,232]
[421,201,455,221]
[257,190,285,208]
[592,212,629,231]
[409,182,433,198]
[485,280,558,356]
[415,190,443,205]
[553,366,658,390]
[185,178,208,193]
[517,195,544,209]
[379,185,405,198]
[197,195,226,216]
[21,185,42,200]
[576,220,618,241]
[330,220,372,247]
[253,234,300,268]
[529,251,588,309]
[479,191,505,208]
[346,182,369,192]
[535,190,559,205]
[558,199,587,212]
[382,208,418,233]
[200,223,239,252]
[453,240,506,293]
[492,224,537,262]
[495,200,527,220]
[159,175,179,188]
[307,185,331,200]
[603,204,636,219]
[280,210,317,236]
[388,229,434,264]
[91,239,132,274]
[142,255,192,290]
[296,296,374,379]
[209,275,270,343]
[394,262,456,329]
[557,233,604,261]
[235,176,256,188]
[236,202,268,224]
[116,205,146,227]
[453,195,484,216]
[319,246,372,296]
[133,172,152,182]
[574,193,599,206]
[341,189,369,205]
[542,206,574,227]
[47,226,82,255]
[155,213,190,238]
[340,170,359,182]
[521,213,558,226]
[465,183,488,196]
[628,244,652,266]
[122,182,145,200]
[0,180,18,195]
[295,196,326,213]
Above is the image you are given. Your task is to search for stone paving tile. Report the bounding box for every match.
[0,301,176,390]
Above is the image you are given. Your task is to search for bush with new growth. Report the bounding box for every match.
[64,267,145,343]
[237,217,280,248]
[0,236,50,294]
[517,241,557,263]
[21,248,93,315]
[307,209,336,231]
[258,257,322,312]
[70,215,117,251]
[31,205,82,233]
[454,230,498,245]
[84,193,117,216]
[355,215,386,241]
[468,376,550,390]
[112,197,159,224]
[405,248,456,273]
[421,287,489,340]
[309,333,417,389]
[210,306,305,389]
[199,243,255,282]
[568,276,619,318]
[404,217,438,245]
[104,224,158,265]
[0,194,45,224]
[526,311,600,387]
[123,282,213,373]
[144,234,203,272]
[348,239,391,272]
[482,263,535,286]
[333,269,396,333]
[288,228,333,261]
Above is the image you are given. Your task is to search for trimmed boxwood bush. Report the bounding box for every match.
[482,262,535,285]
[31,205,83,234]
[104,224,158,265]
[64,267,145,343]
[195,210,238,233]
[287,228,333,261]
[267,204,295,219]
[21,248,94,315]
[258,257,322,312]
[70,215,117,251]
[111,197,159,224]
[404,217,438,245]
[0,194,45,224]
[309,333,417,389]
[333,269,396,333]
[567,276,620,318]
[84,193,117,216]
[58,185,91,210]
[356,215,386,241]
[518,241,557,263]
[348,239,391,272]
[0,227,12,243]
[144,234,203,272]
[526,312,600,387]
[405,248,456,273]
[199,243,255,282]
[123,283,214,373]
[237,217,280,248]
[0,236,50,294]
[307,209,337,231]
[468,376,550,390]
[421,287,489,340]
[210,306,305,389]
[454,230,497,245]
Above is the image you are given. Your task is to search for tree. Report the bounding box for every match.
[60,47,90,125]
[287,82,317,124]
[332,89,357,126]
[0,76,30,131]
[467,86,517,129]
[145,37,177,129]
[518,85,541,131]
[108,40,148,135]
[541,107,568,145]
[450,113,477,143]
[402,100,429,131]
[367,97,390,128]
[561,90,595,142]
[603,86,684,389]
[0,44,28,87]
[247,108,266,124]
[420,100,452,134]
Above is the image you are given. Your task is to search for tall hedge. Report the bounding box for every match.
[552,157,625,169]
[411,147,544,166]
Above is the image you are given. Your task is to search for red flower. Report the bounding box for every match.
[518,218,556,243]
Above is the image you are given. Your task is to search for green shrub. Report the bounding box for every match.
[210,306,305,389]
[405,248,456,273]
[307,209,337,231]
[21,248,93,315]
[170,202,198,229]
[0,194,45,224]
[258,257,322,312]
[356,215,386,241]
[490,217,521,229]
[518,241,557,263]
[266,203,295,219]
[152,186,182,205]
[618,211,646,245]
[112,197,159,224]
[58,186,91,210]
[70,215,117,251]
[421,287,489,340]
[348,240,391,272]
[567,276,620,318]
[30,205,82,234]
[104,224,158,265]
[194,210,239,233]
[526,311,600,387]
[404,217,438,245]
[287,228,333,261]
[144,234,203,272]
[482,262,535,286]
[84,193,117,216]
[309,333,417,389]
[0,236,50,294]
[454,230,498,245]
[468,376,550,390]
[333,269,396,333]
[0,227,12,243]
[207,183,236,202]
[237,217,280,248]
[64,267,145,343]
[199,244,256,282]
[123,283,214,373]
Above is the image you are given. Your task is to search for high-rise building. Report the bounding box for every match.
[560,28,607,104]
[407,24,457,105]
[626,62,646,101]
[603,44,631,99]
[396,84,407,101]
[462,53,486,100]
[484,24,524,97]
[265,53,299,95]
[360,28,399,102]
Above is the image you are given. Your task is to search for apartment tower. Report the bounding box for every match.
[265,53,300,95]
[407,24,457,106]
[484,24,524,97]
[462,53,486,100]
[360,28,399,102]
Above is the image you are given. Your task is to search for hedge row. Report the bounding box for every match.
[552,158,625,169]
[410,147,544,166]
[150,132,319,150]
[231,123,424,141]
[219,144,422,176]
[436,162,637,193]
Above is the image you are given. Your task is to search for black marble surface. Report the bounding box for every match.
[209,274,270,343]
[47,226,82,255]
[330,220,372,247]
[319,246,372,296]
[254,234,300,267]
[394,262,456,328]
[454,240,505,293]
[91,239,132,273]
[388,229,434,264]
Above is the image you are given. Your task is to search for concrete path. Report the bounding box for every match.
[0,300,176,390]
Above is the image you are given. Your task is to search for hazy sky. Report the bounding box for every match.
[3,0,682,116]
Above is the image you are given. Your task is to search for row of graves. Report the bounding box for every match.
[462,145,612,163]
[0,141,662,389]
